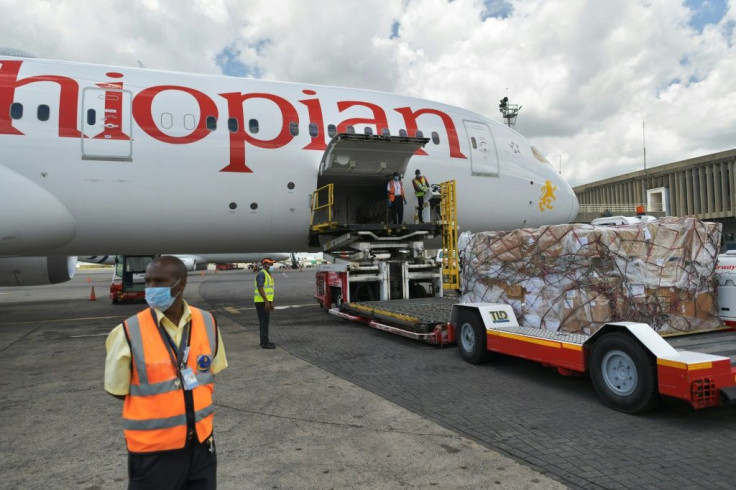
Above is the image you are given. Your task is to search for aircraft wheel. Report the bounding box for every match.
[455,309,489,364]
[589,333,660,413]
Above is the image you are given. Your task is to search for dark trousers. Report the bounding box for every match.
[416,195,425,222]
[128,438,216,490]
[255,301,270,345]
[390,199,404,224]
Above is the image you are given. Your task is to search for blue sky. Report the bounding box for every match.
[687,0,728,31]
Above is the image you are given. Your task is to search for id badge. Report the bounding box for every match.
[181,367,199,390]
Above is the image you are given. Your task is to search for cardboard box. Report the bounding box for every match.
[505,283,526,300]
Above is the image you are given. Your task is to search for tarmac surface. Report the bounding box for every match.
[1,268,735,489]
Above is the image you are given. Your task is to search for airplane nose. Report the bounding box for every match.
[568,186,580,222]
[548,171,579,224]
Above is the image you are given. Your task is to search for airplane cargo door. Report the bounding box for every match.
[463,120,499,176]
[81,87,133,161]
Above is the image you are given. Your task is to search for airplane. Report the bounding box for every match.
[0,50,579,287]
[80,253,291,271]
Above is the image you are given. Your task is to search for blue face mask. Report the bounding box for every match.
[393,176,399,181]
[145,280,181,311]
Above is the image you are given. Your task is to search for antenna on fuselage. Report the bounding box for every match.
[499,94,521,128]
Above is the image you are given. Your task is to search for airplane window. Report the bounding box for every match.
[206,116,217,131]
[161,113,173,129]
[309,122,319,137]
[471,137,477,149]
[346,125,355,134]
[328,124,336,138]
[10,102,23,120]
[228,118,238,132]
[87,109,96,126]
[37,104,50,122]
[399,129,407,137]
[364,127,373,135]
[183,114,196,131]
[415,130,424,138]
[432,132,440,144]
[249,119,259,134]
[289,121,299,136]
[381,128,390,136]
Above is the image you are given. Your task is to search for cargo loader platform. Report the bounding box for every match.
[329,297,458,345]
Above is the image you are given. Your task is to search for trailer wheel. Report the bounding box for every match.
[589,333,660,413]
[456,309,489,364]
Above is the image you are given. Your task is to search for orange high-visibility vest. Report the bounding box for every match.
[387,180,404,202]
[122,306,217,453]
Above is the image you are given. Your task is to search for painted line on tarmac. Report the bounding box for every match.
[0,314,127,327]
[219,303,319,313]
[70,333,110,338]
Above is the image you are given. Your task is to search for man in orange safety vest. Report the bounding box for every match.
[387,171,407,225]
[105,255,227,489]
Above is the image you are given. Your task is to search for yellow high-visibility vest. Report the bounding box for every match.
[254,269,275,302]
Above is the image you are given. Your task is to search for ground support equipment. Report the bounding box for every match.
[330,297,457,345]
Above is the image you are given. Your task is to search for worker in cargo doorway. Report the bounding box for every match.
[254,258,276,349]
[412,169,430,223]
[387,171,407,225]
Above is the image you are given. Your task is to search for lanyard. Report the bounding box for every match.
[150,309,191,371]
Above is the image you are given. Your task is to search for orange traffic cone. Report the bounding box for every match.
[87,277,91,283]
[89,286,97,301]
[200,271,205,276]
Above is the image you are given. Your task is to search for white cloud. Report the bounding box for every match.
[1,0,734,186]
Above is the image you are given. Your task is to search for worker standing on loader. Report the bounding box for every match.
[412,169,430,223]
[387,172,407,225]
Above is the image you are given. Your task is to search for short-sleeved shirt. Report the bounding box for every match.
[104,301,227,396]
[387,180,403,196]
[256,270,267,288]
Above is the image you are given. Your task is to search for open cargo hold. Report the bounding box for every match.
[461,216,723,336]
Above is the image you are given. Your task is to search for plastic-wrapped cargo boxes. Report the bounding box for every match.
[462,217,722,336]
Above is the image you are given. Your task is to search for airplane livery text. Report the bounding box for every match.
[0,60,467,173]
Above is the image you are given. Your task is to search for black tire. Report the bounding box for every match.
[455,309,490,364]
[589,332,660,413]
[409,283,427,299]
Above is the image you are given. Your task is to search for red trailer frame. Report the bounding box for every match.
[452,303,736,413]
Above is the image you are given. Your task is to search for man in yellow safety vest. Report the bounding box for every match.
[254,257,276,349]
[412,169,431,223]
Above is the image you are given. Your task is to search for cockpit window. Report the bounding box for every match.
[531,146,550,164]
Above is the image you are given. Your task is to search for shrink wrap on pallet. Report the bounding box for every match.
[461,217,722,335]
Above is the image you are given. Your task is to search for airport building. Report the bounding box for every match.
[573,148,736,247]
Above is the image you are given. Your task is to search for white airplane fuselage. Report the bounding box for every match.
[0,57,578,261]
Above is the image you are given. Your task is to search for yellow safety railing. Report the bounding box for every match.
[310,183,338,232]
[440,180,460,290]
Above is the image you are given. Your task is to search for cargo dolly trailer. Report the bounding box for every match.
[452,303,736,413]
[330,297,457,345]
